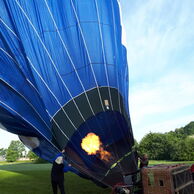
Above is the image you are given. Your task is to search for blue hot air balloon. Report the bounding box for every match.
[0,0,138,187]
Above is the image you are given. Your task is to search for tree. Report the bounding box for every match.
[183,122,194,136]
[6,148,19,162]
[0,148,7,158]
[27,150,39,161]
[6,140,25,162]
[27,151,47,163]
[165,123,194,161]
[139,132,172,160]
[170,140,188,161]
[184,137,194,161]
[138,121,194,161]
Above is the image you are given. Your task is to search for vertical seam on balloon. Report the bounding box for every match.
[0,48,19,67]
[0,47,50,116]
[44,0,96,116]
[94,0,126,176]
[0,47,47,112]
[94,0,114,111]
[69,0,105,112]
[45,1,115,163]
[0,48,71,143]
[0,78,51,131]
[14,0,86,124]
[1,1,98,164]
[46,110,70,141]
[27,57,77,130]
[70,2,130,178]
[111,0,134,176]
[109,0,126,176]
[68,4,120,173]
[110,0,122,113]
[0,48,39,95]
[0,18,20,40]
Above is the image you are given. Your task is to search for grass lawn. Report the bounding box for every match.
[0,161,193,194]
[149,160,194,165]
[0,162,111,194]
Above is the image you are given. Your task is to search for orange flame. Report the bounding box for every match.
[99,147,112,162]
[81,133,111,161]
[81,133,101,155]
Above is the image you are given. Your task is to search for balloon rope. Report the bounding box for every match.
[104,146,136,177]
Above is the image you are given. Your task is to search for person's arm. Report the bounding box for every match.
[64,163,77,173]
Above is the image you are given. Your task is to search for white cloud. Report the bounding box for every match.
[130,72,194,121]
[120,0,194,140]
[133,114,194,142]
[129,72,194,141]
[122,0,194,79]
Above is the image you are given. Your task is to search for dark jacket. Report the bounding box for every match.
[51,154,64,182]
[51,161,64,182]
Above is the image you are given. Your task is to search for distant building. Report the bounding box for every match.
[19,157,30,161]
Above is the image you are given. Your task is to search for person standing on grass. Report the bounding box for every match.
[51,150,66,194]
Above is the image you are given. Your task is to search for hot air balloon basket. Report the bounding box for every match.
[141,164,194,194]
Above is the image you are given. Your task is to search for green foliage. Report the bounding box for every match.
[139,133,172,160]
[6,148,19,162]
[172,121,194,138]
[138,121,194,161]
[0,148,7,157]
[27,150,39,160]
[27,151,47,163]
[180,121,194,136]
[184,137,194,161]
[6,140,25,162]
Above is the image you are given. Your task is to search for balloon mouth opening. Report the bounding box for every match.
[81,132,111,162]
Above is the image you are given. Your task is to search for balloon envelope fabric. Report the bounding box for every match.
[0,0,138,187]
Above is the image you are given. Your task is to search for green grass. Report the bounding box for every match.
[0,161,193,194]
[149,160,194,165]
[0,160,32,165]
[0,162,111,194]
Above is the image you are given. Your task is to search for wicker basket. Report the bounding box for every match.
[142,164,194,194]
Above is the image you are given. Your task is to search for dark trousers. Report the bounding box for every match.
[51,180,65,194]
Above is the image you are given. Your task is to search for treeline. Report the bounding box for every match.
[1,122,194,162]
[0,140,26,162]
[0,140,41,162]
[136,121,194,161]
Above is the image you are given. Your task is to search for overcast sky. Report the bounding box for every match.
[0,0,194,148]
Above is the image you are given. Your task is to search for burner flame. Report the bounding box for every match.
[81,133,111,161]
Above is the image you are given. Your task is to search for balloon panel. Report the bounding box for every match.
[0,0,137,187]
